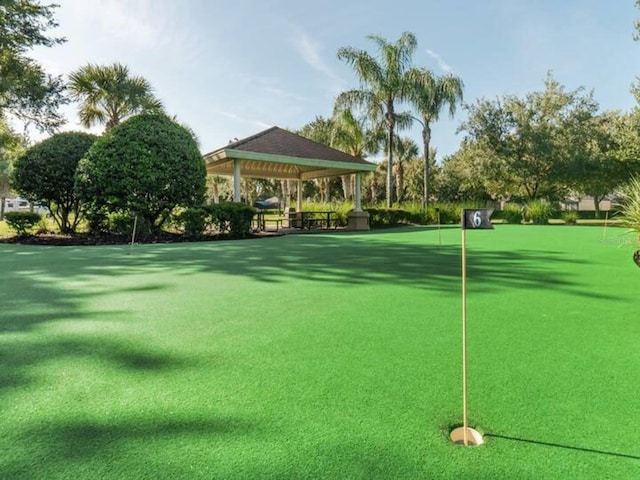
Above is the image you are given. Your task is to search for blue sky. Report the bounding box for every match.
[32,0,640,162]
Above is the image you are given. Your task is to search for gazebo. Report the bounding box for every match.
[203,126,377,230]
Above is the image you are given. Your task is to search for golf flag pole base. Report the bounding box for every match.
[450,426,484,446]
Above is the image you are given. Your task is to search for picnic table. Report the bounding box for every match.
[288,211,337,230]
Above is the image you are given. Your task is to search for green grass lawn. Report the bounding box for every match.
[1,226,638,479]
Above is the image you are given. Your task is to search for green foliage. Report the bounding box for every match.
[366,208,413,228]
[561,211,579,225]
[525,200,554,225]
[176,207,207,239]
[0,0,67,131]
[208,202,255,238]
[500,204,524,224]
[336,32,418,207]
[68,63,164,132]
[301,201,353,226]
[76,111,206,235]
[12,131,97,233]
[460,73,599,201]
[620,177,640,239]
[4,211,40,235]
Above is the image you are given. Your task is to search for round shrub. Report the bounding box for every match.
[501,204,523,224]
[12,132,97,233]
[4,211,41,235]
[76,111,206,235]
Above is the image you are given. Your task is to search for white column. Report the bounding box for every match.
[233,159,241,202]
[297,179,303,212]
[354,173,362,212]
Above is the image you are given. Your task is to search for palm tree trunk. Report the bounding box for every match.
[386,116,395,208]
[422,124,432,211]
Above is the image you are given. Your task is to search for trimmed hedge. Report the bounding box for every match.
[175,202,256,239]
[4,211,41,235]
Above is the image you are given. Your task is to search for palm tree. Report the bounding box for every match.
[407,69,464,210]
[330,107,382,200]
[392,137,419,203]
[68,62,163,132]
[336,32,417,208]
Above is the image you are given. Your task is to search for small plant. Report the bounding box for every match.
[4,211,42,235]
[561,211,579,225]
[525,200,554,225]
[502,204,523,224]
[619,176,640,267]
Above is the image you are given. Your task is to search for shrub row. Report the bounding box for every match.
[175,202,256,239]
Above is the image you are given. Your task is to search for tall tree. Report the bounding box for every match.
[68,63,163,132]
[460,74,599,201]
[407,69,464,210]
[0,0,66,131]
[336,32,417,208]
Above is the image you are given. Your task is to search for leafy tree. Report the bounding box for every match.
[562,111,638,216]
[76,111,206,235]
[0,116,25,219]
[460,74,599,201]
[68,62,163,132]
[12,131,97,232]
[437,141,493,203]
[0,0,67,131]
[407,69,464,209]
[336,32,417,207]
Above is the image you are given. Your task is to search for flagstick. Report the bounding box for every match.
[129,215,138,255]
[461,227,469,446]
[602,211,609,242]
[438,210,442,247]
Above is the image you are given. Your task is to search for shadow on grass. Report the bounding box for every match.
[485,433,640,461]
[1,415,256,478]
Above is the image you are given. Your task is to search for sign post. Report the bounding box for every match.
[450,209,493,446]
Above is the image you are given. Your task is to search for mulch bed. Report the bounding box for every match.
[0,231,267,246]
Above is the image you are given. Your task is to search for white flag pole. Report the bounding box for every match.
[461,226,469,446]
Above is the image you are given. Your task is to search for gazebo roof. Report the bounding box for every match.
[203,126,377,180]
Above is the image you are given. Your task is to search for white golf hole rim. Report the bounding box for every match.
[450,426,484,446]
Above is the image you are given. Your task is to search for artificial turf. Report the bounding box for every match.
[0,225,638,479]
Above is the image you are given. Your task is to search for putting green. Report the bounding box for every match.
[0,225,638,479]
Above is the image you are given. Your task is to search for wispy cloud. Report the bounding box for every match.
[425,49,454,73]
[216,109,272,130]
[290,28,345,86]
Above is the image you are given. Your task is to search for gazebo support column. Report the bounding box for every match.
[296,179,303,212]
[233,160,241,202]
[347,173,370,230]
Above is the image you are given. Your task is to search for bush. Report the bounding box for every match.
[525,200,554,225]
[4,211,41,235]
[12,132,97,233]
[501,204,524,224]
[76,111,206,235]
[562,211,579,225]
[207,202,255,238]
[176,207,207,239]
[620,177,640,241]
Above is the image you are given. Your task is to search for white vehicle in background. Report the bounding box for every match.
[3,197,48,215]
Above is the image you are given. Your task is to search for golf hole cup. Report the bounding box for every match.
[450,426,484,446]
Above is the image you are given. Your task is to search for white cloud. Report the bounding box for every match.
[290,28,345,86]
[425,49,454,74]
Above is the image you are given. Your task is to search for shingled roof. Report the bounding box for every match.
[203,126,376,180]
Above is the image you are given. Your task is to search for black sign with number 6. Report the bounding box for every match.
[461,209,494,230]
